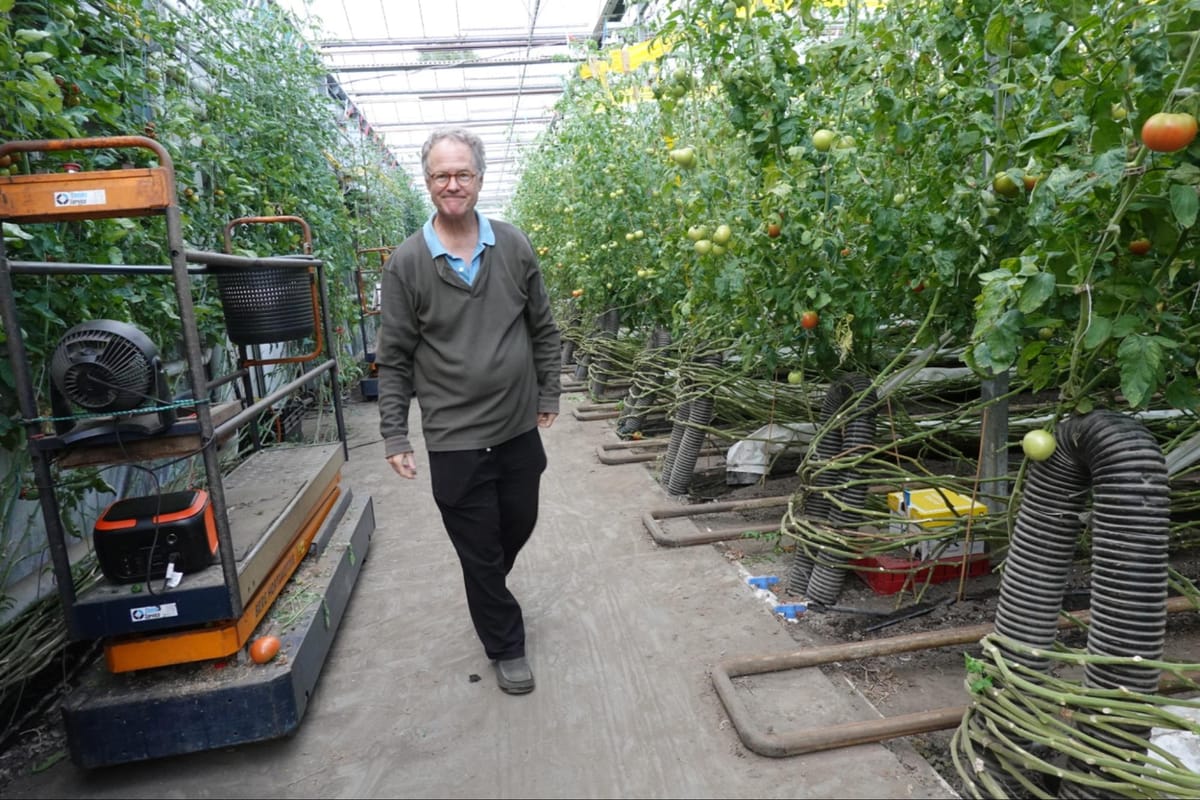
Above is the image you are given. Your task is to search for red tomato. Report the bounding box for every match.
[1141,112,1199,153]
[800,310,819,330]
[249,635,281,664]
[1129,238,1152,256]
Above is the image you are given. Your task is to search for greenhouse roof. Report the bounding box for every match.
[275,0,637,218]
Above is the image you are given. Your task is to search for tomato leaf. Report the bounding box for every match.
[1018,272,1056,313]
[976,309,1024,371]
[1167,164,1200,186]
[984,13,1011,56]
[1020,119,1082,150]
[1118,334,1167,408]
[1111,314,1145,338]
[1090,148,1127,190]
[1082,314,1112,350]
[1166,379,1200,412]
[1169,183,1199,229]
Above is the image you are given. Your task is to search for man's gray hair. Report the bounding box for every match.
[421,127,486,176]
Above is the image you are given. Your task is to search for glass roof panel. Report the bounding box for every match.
[275,0,624,218]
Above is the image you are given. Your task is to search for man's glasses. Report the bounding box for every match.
[428,171,478,187]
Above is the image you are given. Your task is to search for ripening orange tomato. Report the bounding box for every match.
[249,635,281,664]
[1141,112,1198,153]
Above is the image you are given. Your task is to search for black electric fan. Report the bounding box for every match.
[49,319,177,444]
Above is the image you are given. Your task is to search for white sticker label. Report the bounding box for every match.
[130,602,179,623]
[53,189,107,207]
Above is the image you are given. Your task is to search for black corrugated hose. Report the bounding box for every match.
[981,410,1170,798]
[617,328,672,439]
[588,308,621,398]
[788,373,878,603]
[664,351,723,496]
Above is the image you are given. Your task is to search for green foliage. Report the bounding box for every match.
[511,0,1200,415]
[0,0,428,602]
[0,0,426,439]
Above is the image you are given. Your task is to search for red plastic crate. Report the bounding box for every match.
[850,552,990,596]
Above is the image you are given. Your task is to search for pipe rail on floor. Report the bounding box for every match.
[574,407,622,421]
[640,483,912,547]
[711,595,1198,759]
[642,495,793,547]
[598,439,723,465]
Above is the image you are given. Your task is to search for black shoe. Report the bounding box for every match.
[495,656,535,694]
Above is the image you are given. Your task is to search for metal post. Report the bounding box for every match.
[317,261,349,460]
[0,241,81,630]
[979,371,1010,510]
[165,204,243,619]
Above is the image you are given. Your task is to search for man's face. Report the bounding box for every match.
[425,139,482,222]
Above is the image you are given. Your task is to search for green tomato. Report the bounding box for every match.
[712,224,732,245]
[812,129,836,152]
[1022,429,1056,461]
[787,371,803,385]
[694,239,713,255]
[669,147,696,168]
[993,172,1021,198]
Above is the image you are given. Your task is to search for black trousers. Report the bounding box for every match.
[428,428,547,661]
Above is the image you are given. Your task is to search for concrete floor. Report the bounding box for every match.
[6,392,957,799]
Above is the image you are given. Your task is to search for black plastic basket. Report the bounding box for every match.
[212,259,314,346]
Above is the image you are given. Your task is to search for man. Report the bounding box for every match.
[376,128,561,695]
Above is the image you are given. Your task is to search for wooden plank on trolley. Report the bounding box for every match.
[55,401,242,468]
[0,167,173,222]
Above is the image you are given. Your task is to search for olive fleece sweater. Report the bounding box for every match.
[376,219,561,455]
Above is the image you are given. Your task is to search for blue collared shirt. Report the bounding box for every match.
[422,211,495,286]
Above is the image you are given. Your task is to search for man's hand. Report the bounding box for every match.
[537,412,558,429]
[387,451,418,479]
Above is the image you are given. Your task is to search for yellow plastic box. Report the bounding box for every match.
[887,487,987,560]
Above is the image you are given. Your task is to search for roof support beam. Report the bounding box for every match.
[349,86,562,99]
[330,55,586,73]
[373,116,552,130]
[317,33,592,51]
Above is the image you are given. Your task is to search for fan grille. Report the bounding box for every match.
[51,322,158,413]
